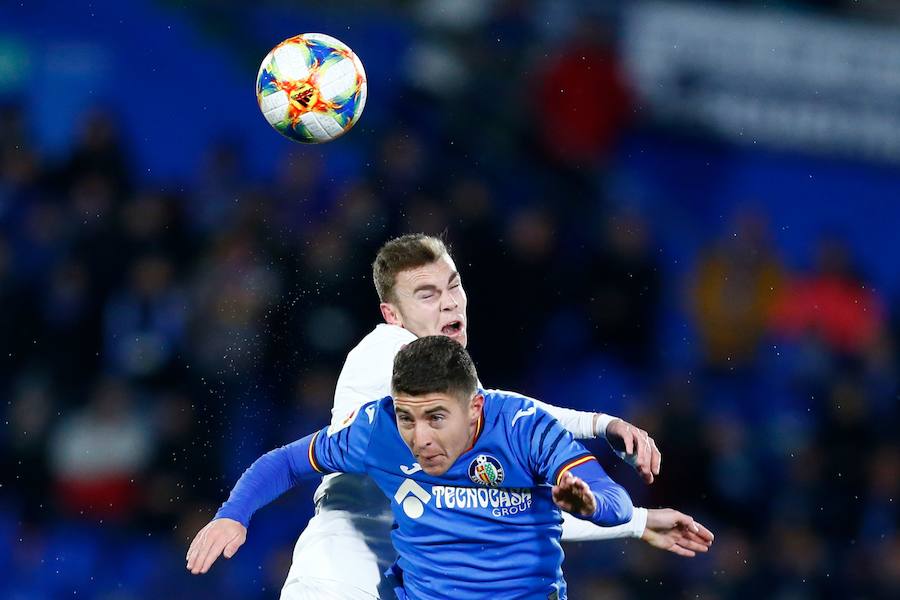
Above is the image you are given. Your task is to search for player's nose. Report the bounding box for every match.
[440,290,459,311]
[413,423,434,450]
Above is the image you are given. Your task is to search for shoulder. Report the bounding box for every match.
[350,324,416,357]
[483,388,538,411]
[327,396,392,436]
[482,389,543,429]
[333,325,416,410]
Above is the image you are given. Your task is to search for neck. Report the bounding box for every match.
[464,407,482,452]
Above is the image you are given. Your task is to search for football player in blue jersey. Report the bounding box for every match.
[187,336,712,599]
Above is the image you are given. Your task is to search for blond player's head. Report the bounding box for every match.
[373,234,468,347]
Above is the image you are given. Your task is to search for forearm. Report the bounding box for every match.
[215,432,320,526]
[560,507,648,541]
[567,459,633,526]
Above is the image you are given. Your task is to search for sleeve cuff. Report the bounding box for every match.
[593,413,618,439]
[214,506,250,528]
[629,507,648,538]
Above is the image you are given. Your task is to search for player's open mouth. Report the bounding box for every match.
[441,321,463,336]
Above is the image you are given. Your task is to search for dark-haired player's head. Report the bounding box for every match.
[391,335,483,475]
[373,234,468,347]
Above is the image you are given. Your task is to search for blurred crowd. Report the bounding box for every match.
[2,2,900,599]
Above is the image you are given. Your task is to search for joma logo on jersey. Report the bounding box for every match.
[433,486,533,517]
[468,454,505,487]
[394,478,431,519]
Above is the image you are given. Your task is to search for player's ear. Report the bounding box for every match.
[381,302,402,326]
[469,393,484,419]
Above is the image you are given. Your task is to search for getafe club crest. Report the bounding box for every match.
[468,454,505,487]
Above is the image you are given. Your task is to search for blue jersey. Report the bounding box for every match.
[217,390,632,600]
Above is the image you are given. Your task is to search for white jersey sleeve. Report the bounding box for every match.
[329,323,417,428]
[529,397,598,440]
[560,507,648,541]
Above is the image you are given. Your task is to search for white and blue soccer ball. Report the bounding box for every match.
[256,33,367,144]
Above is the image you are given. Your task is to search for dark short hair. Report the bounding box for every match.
[373,234,449,303]
[391,335,477,401]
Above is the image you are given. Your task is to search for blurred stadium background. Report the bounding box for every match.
[2,0,899,598]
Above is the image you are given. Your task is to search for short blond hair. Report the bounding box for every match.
[373,234,448,303]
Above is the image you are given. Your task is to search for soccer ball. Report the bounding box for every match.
[256,33,367,144]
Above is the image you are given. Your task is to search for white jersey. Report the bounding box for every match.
[330,324,417,425]
[281,324,646,600]
[282,325,414,600]
[311,324,416,511]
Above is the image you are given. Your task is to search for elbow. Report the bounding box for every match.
[595,486,633,526]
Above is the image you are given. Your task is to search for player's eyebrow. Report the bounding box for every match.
[394,398,450,414]
[412,283,438,294]
[411,272,459,295]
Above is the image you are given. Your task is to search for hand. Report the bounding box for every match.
[186,517,247,575]
[641,508,714,557]
[605,418,661,484]
[552,471,596,517]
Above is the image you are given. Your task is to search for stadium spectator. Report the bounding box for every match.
[103,254,187,380]
[583,207,661,368]
[48,378,154,519]
[690,210,784,370]
[770,235,886,356]
[532,19,632,165]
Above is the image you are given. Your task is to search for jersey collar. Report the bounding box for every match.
[464,409,484,453]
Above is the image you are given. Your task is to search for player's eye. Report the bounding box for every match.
[449,283,460,290]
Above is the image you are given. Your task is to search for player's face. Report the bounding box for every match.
[382,254,469,347]
[394,392,484,476]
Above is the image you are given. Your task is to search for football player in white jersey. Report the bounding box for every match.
[189,234,712,598]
